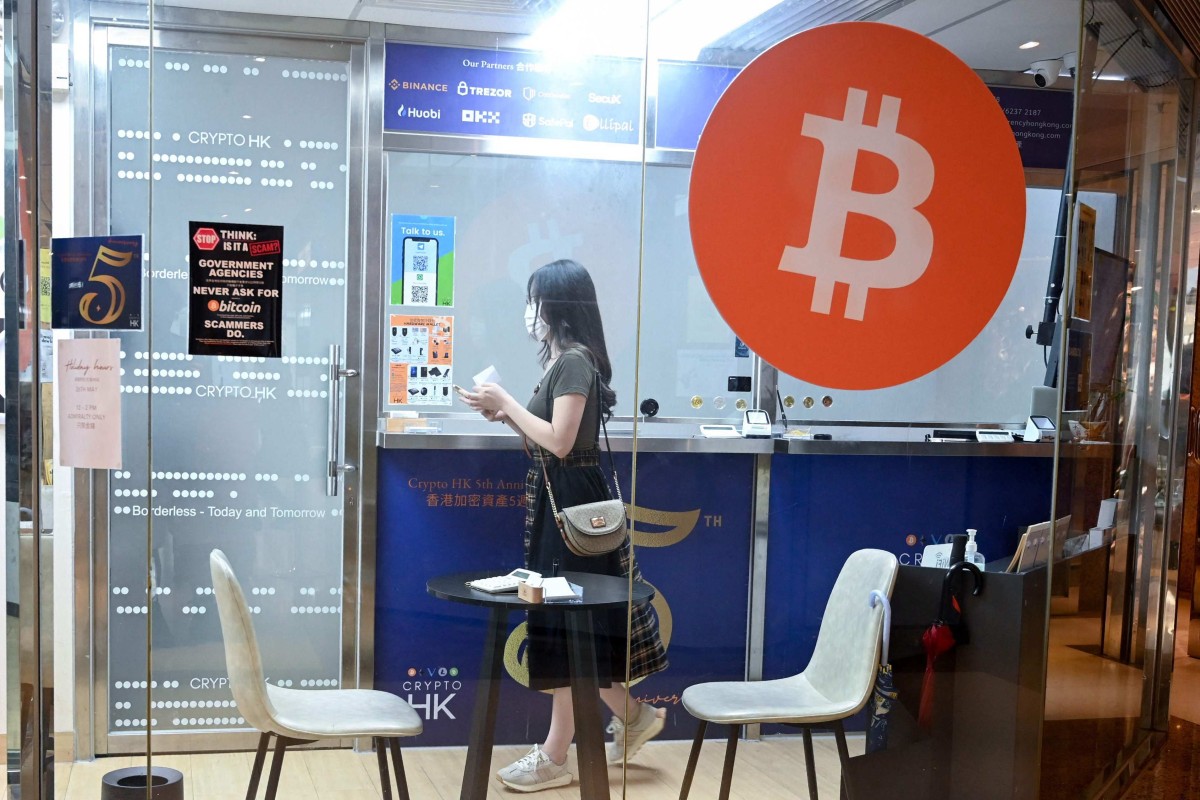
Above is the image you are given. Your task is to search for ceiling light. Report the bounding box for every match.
[529,0,785,59]
[1019,41,1040,50]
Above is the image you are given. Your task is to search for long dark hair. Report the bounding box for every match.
[527,259,617,418]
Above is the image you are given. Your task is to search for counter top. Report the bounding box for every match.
[377,419,1056,457]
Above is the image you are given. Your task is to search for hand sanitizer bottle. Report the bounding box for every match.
[965,529,985,568]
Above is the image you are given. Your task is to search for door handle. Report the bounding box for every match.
[326,344,358,496]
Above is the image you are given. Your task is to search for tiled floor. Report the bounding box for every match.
[1120,597,1200,798]
[51,736,860,800]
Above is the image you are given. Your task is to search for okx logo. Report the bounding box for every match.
[690,22,1025,390]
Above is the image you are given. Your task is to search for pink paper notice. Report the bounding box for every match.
[58,338,123,469]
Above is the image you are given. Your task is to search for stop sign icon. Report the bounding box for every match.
[193,227,219,251]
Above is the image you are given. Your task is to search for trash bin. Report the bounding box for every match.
[100,766,184,800]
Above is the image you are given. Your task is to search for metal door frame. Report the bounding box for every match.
[71,5,373,757]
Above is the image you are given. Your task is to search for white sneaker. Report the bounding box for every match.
[496,745,572,792]
[606,704,665,763]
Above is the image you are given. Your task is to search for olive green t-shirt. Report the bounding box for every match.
[525,348,598,452]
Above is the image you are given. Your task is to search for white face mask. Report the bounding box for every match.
[524,302,549,341]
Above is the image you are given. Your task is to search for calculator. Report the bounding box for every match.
[466,569,542,594]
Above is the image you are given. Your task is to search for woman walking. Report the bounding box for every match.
[462,259,668,792]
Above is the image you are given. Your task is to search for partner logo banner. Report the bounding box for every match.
[383,42,641,144]
[188,220,284,358]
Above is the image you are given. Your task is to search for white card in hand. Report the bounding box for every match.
[473,365,502,386]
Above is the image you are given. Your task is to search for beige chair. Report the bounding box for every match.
[210,549,423,800]
[678,548,899,800]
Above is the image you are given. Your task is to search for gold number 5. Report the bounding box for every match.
[79,245,134,325]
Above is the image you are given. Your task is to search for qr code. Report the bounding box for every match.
[411,285,429,303]
[412,255,429,271]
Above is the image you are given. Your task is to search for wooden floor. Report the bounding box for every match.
[54,735,861,800]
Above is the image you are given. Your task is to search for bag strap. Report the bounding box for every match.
[535,354,622,521]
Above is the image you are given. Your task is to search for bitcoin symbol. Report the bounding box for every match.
[779,87,935,321]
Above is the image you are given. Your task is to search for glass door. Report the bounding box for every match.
[85,21,364,753]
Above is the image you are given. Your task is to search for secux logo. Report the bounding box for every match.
[690,22,1025,390]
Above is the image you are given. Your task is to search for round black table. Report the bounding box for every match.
[428,570,654,800]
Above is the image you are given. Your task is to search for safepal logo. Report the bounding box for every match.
[522,112,537,129]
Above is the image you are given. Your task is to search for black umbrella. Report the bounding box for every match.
[866,590,895,754]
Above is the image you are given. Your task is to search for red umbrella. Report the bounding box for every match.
[918,563,983,731]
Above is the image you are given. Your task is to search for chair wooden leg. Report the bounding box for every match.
[833,720,853,800]
[678,720,707,800]
[263,735,290,800]
[246,732,271,800]
[375,737,394,800]
[718,724,741,800]
[802,727,819,800]
[389,738,410,800]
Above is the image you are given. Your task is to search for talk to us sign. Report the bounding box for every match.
[689,22,1026,390]
[188,221,284,358]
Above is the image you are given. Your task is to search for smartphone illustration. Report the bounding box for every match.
[403,236,438,306]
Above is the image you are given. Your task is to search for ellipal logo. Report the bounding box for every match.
[582,114,635,133]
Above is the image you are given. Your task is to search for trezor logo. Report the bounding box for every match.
[778,88,934,321]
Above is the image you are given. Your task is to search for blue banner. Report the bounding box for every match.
[657,59,1073,169]
[990,86,1074,170]
[51,235,143,330]
[655,61,739,151]
[375,448,752,746]
[384,43,643,144]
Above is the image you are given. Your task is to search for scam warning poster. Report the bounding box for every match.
[188,221,283,358]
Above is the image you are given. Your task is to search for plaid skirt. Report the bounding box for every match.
[522,447,668,690]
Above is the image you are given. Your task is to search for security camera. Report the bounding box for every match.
[1062,52,1078,78]
[1031,59,1064,88]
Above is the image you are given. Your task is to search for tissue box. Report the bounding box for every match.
[517,581,544,604]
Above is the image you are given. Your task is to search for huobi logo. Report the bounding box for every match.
[397,104,441,120]
[689,22,1025,390]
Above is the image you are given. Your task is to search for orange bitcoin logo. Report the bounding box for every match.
[690,22,1026,390]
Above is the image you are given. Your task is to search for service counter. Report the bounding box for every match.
[372,421,1054,746]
